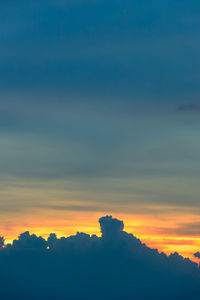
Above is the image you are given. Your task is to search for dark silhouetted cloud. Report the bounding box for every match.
[99,215,124,238]
[12,231,47,250]
[0,216,199,300]
[194,252,200,259]
[0,236,4,247]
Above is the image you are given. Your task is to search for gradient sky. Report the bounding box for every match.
[1,0,200,260]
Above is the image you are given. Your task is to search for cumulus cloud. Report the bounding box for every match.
[0,216,199,300]
[12,231,47,250]
[194,252,200,259]
[99,215,124,238]
[0,236,4,247]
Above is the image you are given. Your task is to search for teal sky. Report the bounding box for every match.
[0,1,200,230]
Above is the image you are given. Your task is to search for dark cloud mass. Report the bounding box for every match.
[194,252,200,259]
[0,216,200,300]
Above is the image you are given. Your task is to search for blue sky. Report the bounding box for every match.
[0,1,200,246]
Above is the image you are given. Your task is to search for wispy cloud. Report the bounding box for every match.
[177,104,200,112]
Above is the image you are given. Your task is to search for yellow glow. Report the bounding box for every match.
[1,208,200,263]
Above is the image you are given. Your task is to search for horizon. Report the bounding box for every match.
[2,213,200,264]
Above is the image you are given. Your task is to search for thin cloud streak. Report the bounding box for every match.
[177,104,200,112]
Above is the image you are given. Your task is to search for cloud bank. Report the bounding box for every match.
[0,216,199,300]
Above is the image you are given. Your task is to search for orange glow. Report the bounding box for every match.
[1,206,200,263]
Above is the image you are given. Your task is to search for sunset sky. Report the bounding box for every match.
[0,0,200,261]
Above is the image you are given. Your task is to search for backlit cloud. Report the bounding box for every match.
[0,216,199,300]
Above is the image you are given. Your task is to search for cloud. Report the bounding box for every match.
[177,104,200,112]
[99,215,124,238]
[156,221,200,237]
[12,231,47,250]
[194,252,200,259]
[0,237,4,247]
[0,216,199,300]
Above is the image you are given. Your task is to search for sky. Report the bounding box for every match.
[0,0,200,261]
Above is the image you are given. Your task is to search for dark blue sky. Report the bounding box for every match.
[0,0,199,97]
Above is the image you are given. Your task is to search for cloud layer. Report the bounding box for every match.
[0,216,199,300]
